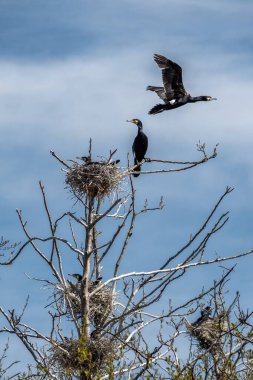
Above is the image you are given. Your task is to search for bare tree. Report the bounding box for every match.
[0,142,253,379]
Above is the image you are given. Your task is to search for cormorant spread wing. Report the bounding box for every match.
[146,86,167,101]
[154,54,187,100]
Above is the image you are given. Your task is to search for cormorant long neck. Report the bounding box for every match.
[188,96,208,103]
[137,122,143,132]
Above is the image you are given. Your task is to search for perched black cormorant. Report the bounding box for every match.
[68,274,102,286]
[192,306,212,326]
[147,54,217,114]
[127,119,148,177]
[92,276,102,286]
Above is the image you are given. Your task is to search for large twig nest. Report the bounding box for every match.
[49,336,117,376]
[65,160,123,199]
[54,281,115,326]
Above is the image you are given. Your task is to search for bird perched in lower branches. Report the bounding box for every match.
[147,54,217,114]
[127,119,148,177]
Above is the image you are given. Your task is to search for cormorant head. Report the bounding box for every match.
[93,276,103,285]
[126,119,143,129]
[69,273,82,282]
[80,156,91,162]
[201,306,211,316]
[202,96,217,101]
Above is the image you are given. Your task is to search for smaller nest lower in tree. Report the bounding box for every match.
[187,316,227,350]
[54,281,115,326]
[65,160,123,199]
[49,336,117,376]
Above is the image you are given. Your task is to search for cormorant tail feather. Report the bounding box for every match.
[148,104,166,115]
[146,85,163,92]
[133,158,141,177]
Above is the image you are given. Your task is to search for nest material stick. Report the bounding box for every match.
[66,161,123,199]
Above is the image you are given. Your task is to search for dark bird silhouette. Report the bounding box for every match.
[192,306,212,327]
[92,276,103,286]
[68,274,102,286]
[77,156,120,166]
[127,119,148,177]
[69,273,82,282]
[147,54,217,114]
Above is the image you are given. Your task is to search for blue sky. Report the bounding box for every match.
[0,0,253,372]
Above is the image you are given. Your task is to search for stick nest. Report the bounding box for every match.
[187,315,227,350]
[65,160,123,199]
[55,281,115,326]
[50,336,117,376]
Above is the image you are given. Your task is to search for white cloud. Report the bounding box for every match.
[0,48,252,208]
[0,49,252,147]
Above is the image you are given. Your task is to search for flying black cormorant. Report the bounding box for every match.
[147,54,217,114]
[127,119,148,177]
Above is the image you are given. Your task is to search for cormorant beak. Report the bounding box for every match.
[126,119,142,127]
[210,97,217,101]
